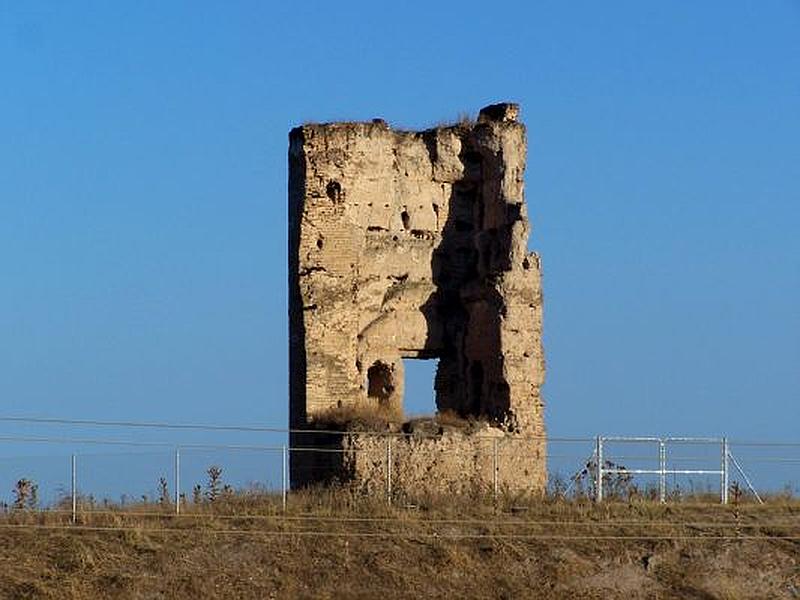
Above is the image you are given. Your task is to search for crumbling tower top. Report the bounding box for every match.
[288,102,544,445]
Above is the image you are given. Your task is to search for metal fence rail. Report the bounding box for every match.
[589,436,762,505]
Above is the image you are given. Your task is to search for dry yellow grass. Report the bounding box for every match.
[310,402,404,431]
[0,490,797,599]
[308,405,475,434]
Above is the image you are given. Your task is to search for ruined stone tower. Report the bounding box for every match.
[288,103,545,494]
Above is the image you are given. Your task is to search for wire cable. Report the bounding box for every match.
[0,522,796,541]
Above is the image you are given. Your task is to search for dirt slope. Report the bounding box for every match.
[0,498,797,599]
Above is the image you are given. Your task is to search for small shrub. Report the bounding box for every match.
[206,466,223,502]
[158,477,171,506]
[13,479,38,510]
[568,458,635,501]
[547,472,568,498]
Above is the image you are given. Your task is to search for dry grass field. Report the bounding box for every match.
[0,489,797,599]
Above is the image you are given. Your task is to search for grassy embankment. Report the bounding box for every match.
[0,487,798,599]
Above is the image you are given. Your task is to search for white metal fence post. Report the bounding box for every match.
[659,439,667,503]
[71,454,77,524]
[282,444,288,511]
[174,448,181,515]
[721,437,729,505]
[595,436,603,503]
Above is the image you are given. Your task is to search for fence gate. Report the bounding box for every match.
[579,436,763,504]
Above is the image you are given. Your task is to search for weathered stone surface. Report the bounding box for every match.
[288,103,546,493]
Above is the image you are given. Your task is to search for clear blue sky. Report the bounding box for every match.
[1,1,798,443]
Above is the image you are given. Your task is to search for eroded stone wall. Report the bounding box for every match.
[288,103,545,492]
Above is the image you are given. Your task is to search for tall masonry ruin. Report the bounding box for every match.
[288,103,545,494]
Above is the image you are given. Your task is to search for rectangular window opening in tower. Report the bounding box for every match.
[401,357,439,418]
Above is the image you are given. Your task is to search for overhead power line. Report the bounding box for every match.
[0,415,583,442]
